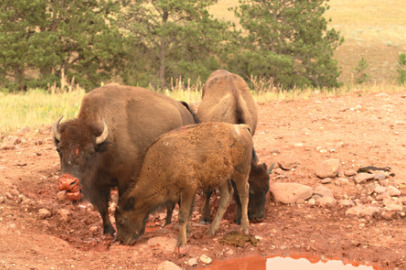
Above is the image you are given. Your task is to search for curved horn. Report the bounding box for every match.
[53,116,64,141]
[95,119,109,145]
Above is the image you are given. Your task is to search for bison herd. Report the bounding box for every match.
[53,69,272,252]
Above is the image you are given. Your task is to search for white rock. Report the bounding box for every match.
[321,178,332,184]
[384,203,404,212]
[387,186,401,196]
[57,209,71,222]
[345,205,380,217]
[200,254,212,265]
[157,261,182,270]
[339,199,355,207]
[318,196,337,207]
[187,258,198,267]
[315,159,340,179]
[269,183,313,204]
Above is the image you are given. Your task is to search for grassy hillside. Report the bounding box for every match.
[212,0,406,84]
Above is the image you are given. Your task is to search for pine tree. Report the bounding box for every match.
[230,0,343,89]
[120,0,230,88]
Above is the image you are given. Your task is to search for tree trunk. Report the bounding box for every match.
[159,9,169,88]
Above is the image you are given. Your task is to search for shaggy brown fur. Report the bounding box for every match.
[115,122,253,248]
[196,70,271,223]
[53,84,195,236]
[197,69,257,134]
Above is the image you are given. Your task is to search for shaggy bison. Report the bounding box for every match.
[115,122,253,248]
[197,69,272,223]
[53,84,195,236]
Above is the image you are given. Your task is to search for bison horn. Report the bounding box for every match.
[267,163,275,175]
[95,119,109,145]
[53,116,64,141]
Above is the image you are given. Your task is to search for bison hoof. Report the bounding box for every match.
[200,218,210,225]
[175,245,188,257]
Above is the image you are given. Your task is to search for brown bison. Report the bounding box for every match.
[53,84,196,236]
[115,122,253,248]
[197,69,272,223]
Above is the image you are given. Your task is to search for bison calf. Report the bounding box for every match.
[115,122,253,248]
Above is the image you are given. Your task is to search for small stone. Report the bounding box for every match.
[57,209,71,222]
[399,197,406,205]
[374,185,387,194]
[344,170,357,177]
[380,210,395,220]
[318,196,337,207]
[345,205,380,217]
[0,196,5,204]
[147,236,177,253]
[315,159,340,179]
[200,254,212,265]
[157,261,182,270]
[384,203,403,212]
[364,183,375,195]
[339,199,355,207]
[378,179,389,187]
[376,192,391,201]
[38,208,52,219]
[187,258,198,267]
[354,173,374,184]
[9,188,20,196]
[56,191,67,202]
[314,186,334,198]
[321,178,332,184]
[269,183,313,204]
[374,173,387,181]
[89,226,99,235]
[335,178,350,186]
[307,198,316,205]
[387,186,401,197]
[278,160,298,171]
[5,192,14,200]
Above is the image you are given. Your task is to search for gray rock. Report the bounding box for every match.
[387,185,401,196]
[269,183,313,204]
[200,254,212,265]
[315,159,340,178]
[157,261,182,270]
[354,173,374,184]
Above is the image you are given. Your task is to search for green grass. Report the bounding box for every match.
[2,81,405,137]
[0,88,85,136]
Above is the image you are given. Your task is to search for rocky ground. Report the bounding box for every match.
[1,90,406,270]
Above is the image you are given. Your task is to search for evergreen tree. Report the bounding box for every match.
[0,0,126,91]
[231,0,343,88]
[120,0,230,88]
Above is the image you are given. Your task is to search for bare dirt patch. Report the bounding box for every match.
[1,91,406,269]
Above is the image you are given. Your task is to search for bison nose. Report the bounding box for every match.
[58,173,80,192]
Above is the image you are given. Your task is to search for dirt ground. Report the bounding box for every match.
[1,90,406,270]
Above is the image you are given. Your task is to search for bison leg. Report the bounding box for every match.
[207,180,233,236]
[231,180,242,225]
[177,190,195,248]
[165,202,176,225]
[91,186,115,236]
[200,189,213,225]
[232,173,250,235]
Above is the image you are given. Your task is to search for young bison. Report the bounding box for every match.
[115,122,253,248]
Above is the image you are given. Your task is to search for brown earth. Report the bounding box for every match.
[1,91,406,270]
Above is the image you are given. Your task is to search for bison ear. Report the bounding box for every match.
[124,196,135,211]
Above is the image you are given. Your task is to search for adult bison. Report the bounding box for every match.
[197,69,272,223]
[53,84,195,236]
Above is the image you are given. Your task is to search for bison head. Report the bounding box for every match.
[247,163,273,222]
[53,116,109,201]
[114,196,148,245]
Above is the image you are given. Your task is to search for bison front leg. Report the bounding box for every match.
[91,185,115,237]
[176,189,195,250]
[207,180,233,236]
[232,174,250,235]
[200,189,213,225]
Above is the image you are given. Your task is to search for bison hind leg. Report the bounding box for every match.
[200,189,213,225]
[207,180,233,236]
[232,173,250,235]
